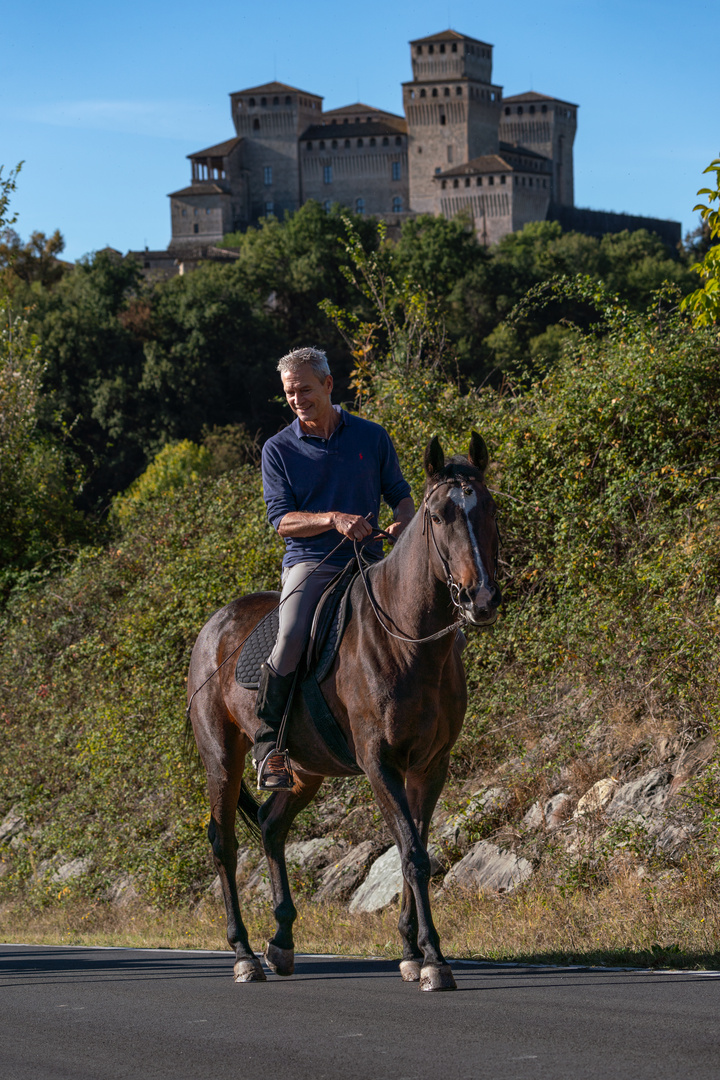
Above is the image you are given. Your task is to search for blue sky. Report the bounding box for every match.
[2,0,717,261]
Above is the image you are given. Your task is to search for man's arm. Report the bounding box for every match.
[277,510,373,542]
[385,495,415,539]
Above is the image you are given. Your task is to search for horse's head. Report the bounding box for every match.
[423,432,501,627]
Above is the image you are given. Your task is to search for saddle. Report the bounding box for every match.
[234,560,362,772]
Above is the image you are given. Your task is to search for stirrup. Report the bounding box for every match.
[256,749,294,791]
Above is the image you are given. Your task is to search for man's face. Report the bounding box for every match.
[281,364,333,425]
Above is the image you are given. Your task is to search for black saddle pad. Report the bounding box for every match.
[234,561,358,690]
[234,594,280,689]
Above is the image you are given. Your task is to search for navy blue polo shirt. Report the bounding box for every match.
[261,406,411,569]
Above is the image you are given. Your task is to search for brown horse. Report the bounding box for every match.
[187,432,501,991]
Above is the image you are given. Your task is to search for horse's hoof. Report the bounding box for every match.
[399,959,422,982]
[420,963,457,992]
[264,940,295,977]
[233,956,267,983]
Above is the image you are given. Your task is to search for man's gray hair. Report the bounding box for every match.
[277,346,331,380]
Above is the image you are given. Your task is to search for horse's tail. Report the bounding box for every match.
[237,778,262,842]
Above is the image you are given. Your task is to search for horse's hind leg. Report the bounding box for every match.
[258,773,323,976]
[398,760,451,983]
[197,714,265,983]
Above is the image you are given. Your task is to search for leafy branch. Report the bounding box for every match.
[681,158,720,328]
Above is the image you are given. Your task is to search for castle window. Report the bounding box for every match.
[505,106,510,115]
[324,200,331,212]
[382,136,389,146]
[344,117,349,123]
[456,86,462,96]
[324,165,333,184]
[515,176,518,185]
[441,180,447,190]
[465,177,471,187]
[440,114,446,126]
[182,209,187,216]
[444,87,450,97]
[395,135,402,145]
[416,45,422,55]
[543,179,547,187]
[517,106,523,115]
[529,105,535,115]
[331,139,338,149]
[420,89,426,98]
[541,104,547,114]
[451,43,457,52]
[440,43,445,53]
[344,139,350,148]
[206,207,212,213]
[392,161,401,180]
[273,96,279,105]
[447,145,452,162]
[357,138,363,147]
[501,174,506,184]
[194,208,199,216]
[356,197,365,214]
[410,90,415,99]
[476,176,482,186]
[306,141,312,150]
[285,96,291,105]
[264,166,272,186]
[428,44,434,54]
[432,87,438,97]
[261,97,267,106]
[265,201,274,216]
[393,196,402,212]
[319,140,326,149]
[435,167,441,174]
[370,137,376,147]
[418,146,422,153]
[253,118,260,130]
[453,178,459,189]
[249,97,255,106]
[193,223,199,233]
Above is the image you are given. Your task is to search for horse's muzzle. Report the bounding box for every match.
[459,583,502,626]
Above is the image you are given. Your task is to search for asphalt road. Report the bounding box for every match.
[2,945,720,1079]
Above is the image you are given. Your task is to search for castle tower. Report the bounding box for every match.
[229,82,323,222]
[499,92,577,206]
[402,30,503,215]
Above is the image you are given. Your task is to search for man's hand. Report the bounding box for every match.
[331,512,374,542]
[384,496,415,540]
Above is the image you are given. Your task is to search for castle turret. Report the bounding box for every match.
[499,92,577,206]
[230,82,323,221]
[403,30,503,214]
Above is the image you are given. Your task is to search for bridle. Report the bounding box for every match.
[355,468,500,645]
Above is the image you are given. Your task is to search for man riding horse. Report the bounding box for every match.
[253,346,415,790]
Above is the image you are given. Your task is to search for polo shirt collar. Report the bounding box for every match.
[292,405,349,439]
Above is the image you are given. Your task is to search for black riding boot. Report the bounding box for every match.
[253,663,295,790]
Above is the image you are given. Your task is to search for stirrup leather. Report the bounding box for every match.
[256,748,294,791]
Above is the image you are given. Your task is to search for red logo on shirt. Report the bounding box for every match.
[359,453,363,460]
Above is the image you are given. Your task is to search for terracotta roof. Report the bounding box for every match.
[503,90,579,108]
[187,136,243,160]
[232,80,322,99]
[301,119,407,140]
[436,149,553,179]
[167,183,230,197]
[410,28,492,47]
[323,103,405,124]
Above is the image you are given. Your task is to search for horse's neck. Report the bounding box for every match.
[368,510,456,644]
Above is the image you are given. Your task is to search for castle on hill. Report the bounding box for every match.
[162,29,678,258]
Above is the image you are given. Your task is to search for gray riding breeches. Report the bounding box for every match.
[267,561,345,676]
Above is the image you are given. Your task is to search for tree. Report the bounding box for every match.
[681,158,720,327]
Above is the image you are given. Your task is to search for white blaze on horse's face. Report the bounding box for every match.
[447,483,498,625]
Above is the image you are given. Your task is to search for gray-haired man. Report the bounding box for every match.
[254,347,414,788]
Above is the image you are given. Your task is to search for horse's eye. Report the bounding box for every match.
[431,514,442,524]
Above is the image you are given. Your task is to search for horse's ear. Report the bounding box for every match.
[424,435,445,477]
[468,431,489,476]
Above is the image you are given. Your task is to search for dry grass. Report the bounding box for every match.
[3,863,719,970]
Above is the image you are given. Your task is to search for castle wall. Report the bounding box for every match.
[169,191,234,247]
[438,189,512,245]
[301,141,408,215]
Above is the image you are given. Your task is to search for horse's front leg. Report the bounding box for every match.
[257,773,323,976]
[397,757,451,984]
[364,758,456,992]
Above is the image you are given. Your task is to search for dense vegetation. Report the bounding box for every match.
[2,164,720,959]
